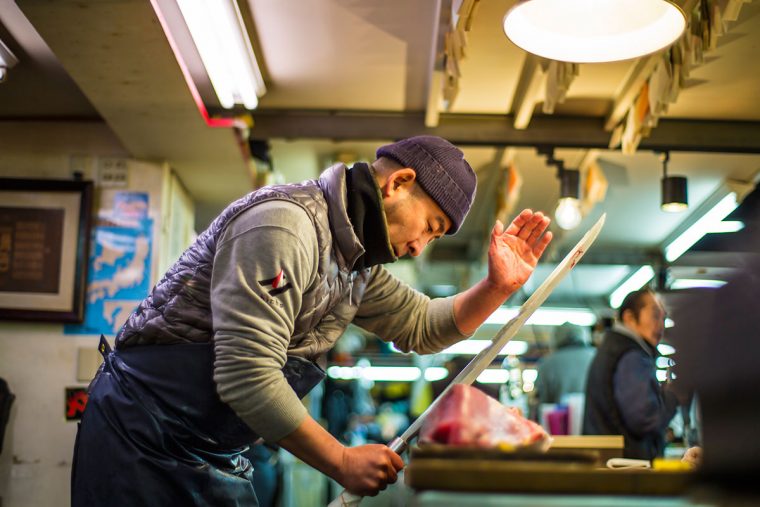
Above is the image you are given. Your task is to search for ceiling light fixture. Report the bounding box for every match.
[555,169,582,230]
[539,147,583,230]
[439,340,529,356]
[503,0,687,63]
[176,0,265,109]
[609,265,656,308]
[663,180,754,262]
[390,340,529,356]
[706,220,745,233]
[476,369,510,384]
[326,365,449,382]
[670,278,728,290]
[660,152,688,212]
[0,38,19,84]
[485,307,597,327]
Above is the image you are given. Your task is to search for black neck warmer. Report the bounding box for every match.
[345,163,397,271]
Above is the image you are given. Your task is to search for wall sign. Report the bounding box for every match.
[0,178,93,323]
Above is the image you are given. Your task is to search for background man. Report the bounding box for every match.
[583,288,680,459]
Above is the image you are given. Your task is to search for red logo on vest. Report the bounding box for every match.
[258,269,292,296]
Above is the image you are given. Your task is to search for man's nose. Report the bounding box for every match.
[408,240,422,257]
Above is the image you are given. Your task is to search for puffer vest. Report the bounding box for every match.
[583,330,663,460]
[116,164,371,361]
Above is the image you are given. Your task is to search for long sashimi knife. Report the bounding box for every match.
[328,213,606,507]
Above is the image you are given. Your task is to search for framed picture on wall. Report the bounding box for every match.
[0,178,93,323]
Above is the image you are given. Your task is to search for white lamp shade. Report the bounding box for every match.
[503,0,686,63]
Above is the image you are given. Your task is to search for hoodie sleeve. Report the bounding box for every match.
[352,265,471,354]
[211,200,318,442]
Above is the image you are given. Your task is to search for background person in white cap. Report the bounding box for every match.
[72,135,553,506]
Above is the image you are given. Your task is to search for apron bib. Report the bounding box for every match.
[71,336,324,507]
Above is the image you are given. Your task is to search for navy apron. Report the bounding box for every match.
[71,336,325,507]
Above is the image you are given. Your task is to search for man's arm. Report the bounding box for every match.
[212,202,318,442]
[277,415,404,496]
[453,210,552,334]
[614,350,679,437]
[212,202,405,496]
[354,210,551,353]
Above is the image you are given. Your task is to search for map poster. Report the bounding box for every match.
[64,192,152,336]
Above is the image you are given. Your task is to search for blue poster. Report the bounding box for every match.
[65,193,153,336]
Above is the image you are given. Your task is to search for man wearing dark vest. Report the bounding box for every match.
[583,288,680,460]
[71,136,553,506]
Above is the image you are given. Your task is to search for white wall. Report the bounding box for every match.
[0,122,167,507]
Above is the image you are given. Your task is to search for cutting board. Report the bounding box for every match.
[405,446,693,495]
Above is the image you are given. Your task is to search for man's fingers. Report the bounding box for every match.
[532,230,553,258]
[389,451,405,471]
[516,211,546,241]
[505,209,532,235]
[387,465,398,484]
[493,220,505,236]
[526,216,551,245]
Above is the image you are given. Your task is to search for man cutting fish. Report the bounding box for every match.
[72,135,553,506]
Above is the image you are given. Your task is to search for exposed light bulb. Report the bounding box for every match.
[555,197,582,230]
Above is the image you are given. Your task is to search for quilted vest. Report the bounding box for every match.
[583,329,664,459]
[115,164,371,361]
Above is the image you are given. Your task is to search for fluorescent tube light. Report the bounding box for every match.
[671,279,727,290]
[485,307,596,326]
[656,370,668,382]
[0,38,19,83]
[326,365,448,382]
[609,266,656,309]
[522,368,538,384]
[665,318,674,328]
[706,220,745,234]
[391,340,528,356]
[664,193,739,262]
[476,369,509,384]
[438,340,529,356]
[658,343,676,355]
[177,0,265,109]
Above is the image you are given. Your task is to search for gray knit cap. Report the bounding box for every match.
[376,135,477,234]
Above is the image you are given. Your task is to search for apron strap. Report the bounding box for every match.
[98,335,112,359]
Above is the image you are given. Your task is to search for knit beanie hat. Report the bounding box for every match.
[376,135,477,234]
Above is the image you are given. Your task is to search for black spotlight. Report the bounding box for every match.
[660,152,688,212]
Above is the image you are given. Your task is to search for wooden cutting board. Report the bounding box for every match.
[405,446,693,496]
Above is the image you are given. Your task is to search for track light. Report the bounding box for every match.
[555,169,581,230]
[660,152,688,212]
[503,0,686,63]
[538,148,583,231]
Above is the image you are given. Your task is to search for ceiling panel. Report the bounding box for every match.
[249,0,436,111]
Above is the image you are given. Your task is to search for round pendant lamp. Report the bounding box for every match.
[503,0,687,63]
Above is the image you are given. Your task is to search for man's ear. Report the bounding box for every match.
[382,168,416,197]
[621,308,636,327]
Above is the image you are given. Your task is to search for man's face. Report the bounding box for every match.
[381,171,452,258]
[623,293,666,347]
